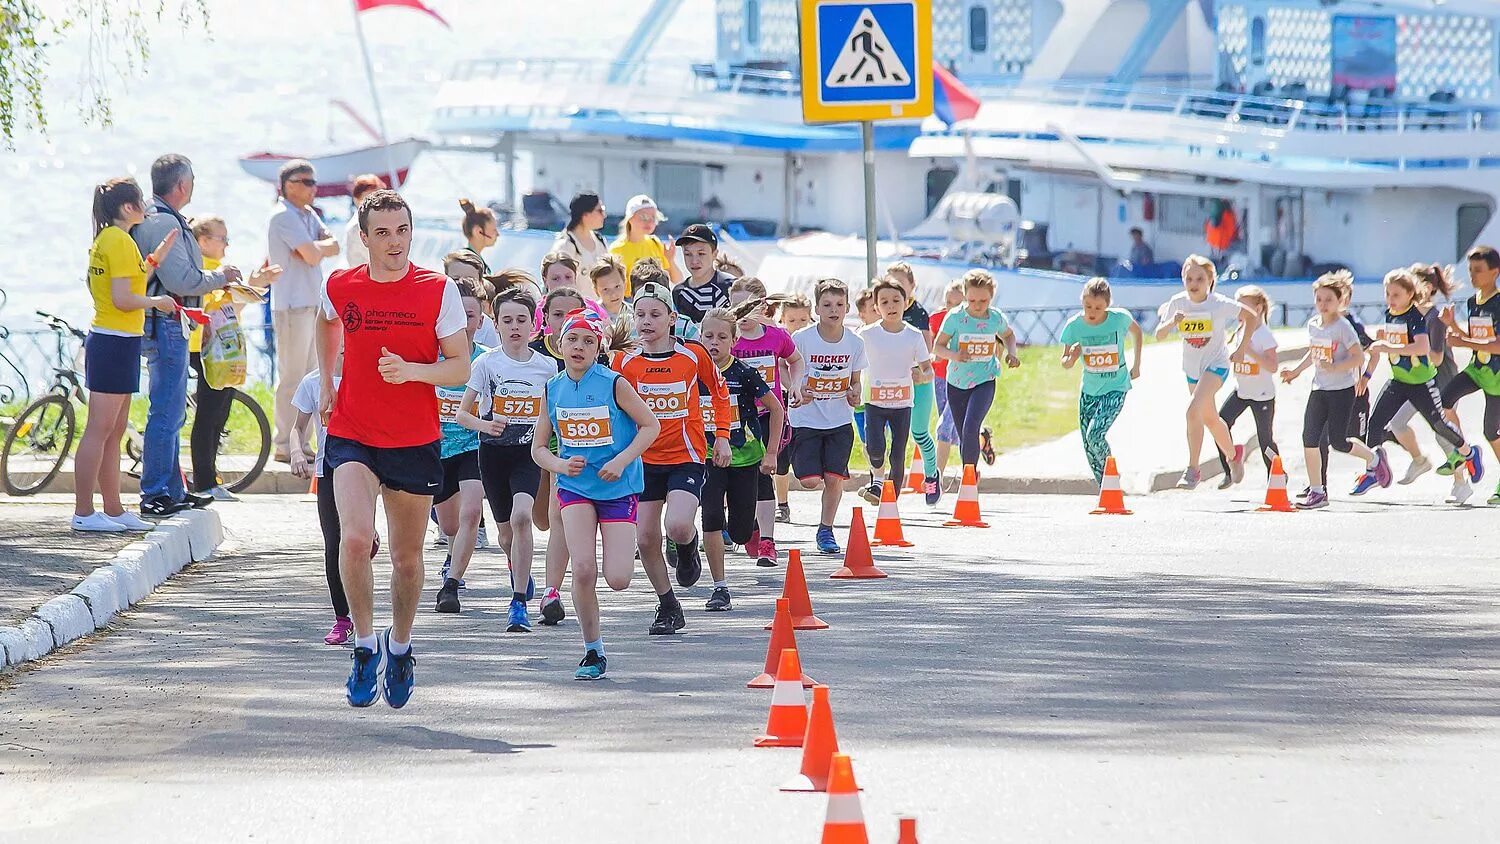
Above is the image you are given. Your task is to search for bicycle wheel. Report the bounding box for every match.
[2,395,76,495]
[215,389,271,493]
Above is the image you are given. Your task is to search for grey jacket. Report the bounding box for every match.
[131,196,227,308]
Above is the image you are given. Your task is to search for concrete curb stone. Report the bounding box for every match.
[71,568,124,628]
[35,595,95,648]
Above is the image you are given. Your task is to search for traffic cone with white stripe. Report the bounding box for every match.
[1257,454,1296,513]
[819,754,869,844]
[904,447,924,495]
[1089,456,1132,515]
[749,597,817,689]
[767,549,829,630]
[942,464,989,527]
[832,508,887,579]
[754,647,808,748]
[897,818,920,844]
[870,479,914,547]
[781,684,842,792]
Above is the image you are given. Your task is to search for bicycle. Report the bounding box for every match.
[1,311,272,496]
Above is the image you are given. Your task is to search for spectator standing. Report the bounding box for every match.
[268,159,340,462]
[552,192,610,292]
[459,198,498,272]
[610,194,682,291]
[342,174,386,268]
[131,154,243,516]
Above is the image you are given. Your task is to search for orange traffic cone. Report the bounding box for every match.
[782,684,843,792]
[897,817,919,844]
[750,597,817,689]
[870,479,914,548]
[309,475,318,494]
[767,549,829,631]
[1089,456,1132,515]
[832,508,887,579]
[819,754,869,844]
[1257,454,1296,513]
[754,648,808,748]
[942,463,989,527]
[904,447,924,494]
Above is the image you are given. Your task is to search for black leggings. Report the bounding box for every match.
[702,463,758,542]
[189,352,236,492]
[1304,387,1358,488]
[1442,369,1500,442]
[1369,379,1465,451]
[1315,388,1368,487]
[864,404,911,487]
[1217,394,1278,475]
[946,380,996,467]
[316,476,349,618]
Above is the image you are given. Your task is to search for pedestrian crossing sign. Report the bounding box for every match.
[800,0,933,124]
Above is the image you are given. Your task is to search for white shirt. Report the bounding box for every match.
[342,217,368,269]
[267,198,329,312]
[789,324,867,430]
[552,228,610,272]
[1160,291,1244,376]
[1307,315,1361,391]
[465,346,560,447]
[290,371,340,477]
[475,314,500,348]
[1232,323,1278,401]
[318,271,468,340]
[857,321,930,409]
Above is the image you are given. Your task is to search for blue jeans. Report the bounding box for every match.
[140,312,188,501]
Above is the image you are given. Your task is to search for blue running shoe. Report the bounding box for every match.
[815,525,840,555]
[1467,446,1485,483]
[1350,472,1380,496]
[575,649,606,680]
[508,566,535,601]
[506,598,532,633]
[381,628,416,709]
[346,641,382,707]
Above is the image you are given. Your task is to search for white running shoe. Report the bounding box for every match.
[1447,474,1474,505]
[106,511,155,532]
[475,525,489,550]
[1399,455,1433,485]
[73,512,127,533]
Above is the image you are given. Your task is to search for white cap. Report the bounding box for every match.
[624,194,666,222]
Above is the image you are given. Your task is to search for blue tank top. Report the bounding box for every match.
[546,362,643,500]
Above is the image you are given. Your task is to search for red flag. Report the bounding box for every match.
[354,0,449,28]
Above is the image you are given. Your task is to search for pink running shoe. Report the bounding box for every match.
[325,616,354,646]
[755,537,778,568]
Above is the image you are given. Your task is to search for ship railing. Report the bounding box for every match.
[445,57,800,98]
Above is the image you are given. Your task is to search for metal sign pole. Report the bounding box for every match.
[862,120,878,284]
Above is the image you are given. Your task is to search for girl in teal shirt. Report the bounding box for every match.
[1059,279,1143,483]
[933,270,1020,470]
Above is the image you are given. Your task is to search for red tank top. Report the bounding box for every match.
[326,263,447,448]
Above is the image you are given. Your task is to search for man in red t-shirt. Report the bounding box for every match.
[315,189,470,709]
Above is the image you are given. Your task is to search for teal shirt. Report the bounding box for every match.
[938,306,1009,389]
[436,345,486,459]
[1060,309,1134,396]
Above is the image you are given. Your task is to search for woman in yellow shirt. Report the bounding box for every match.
[609,194,682,293]
[73,178,179,533]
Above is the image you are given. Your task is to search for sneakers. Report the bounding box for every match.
[325,616,353,646]
[648,600,686,635]
[1437,451,1462,477]
[106,511,154,532]
[979,427,996,465]
[1489,485,1500,506]
[1296,489,1329,509]
[775,503,791,524]
[675,534,702,588]
[1399,455,1434,485]
[665,539,678,569]
[439,554,465,588]
[922,476,941,507]
[575,649,607,680]
[72,512,126,533]
[435,578,461,613]
[183,491,214,509]
[815,525,841,555]
[506,598,532,633]
[858,482,882,506]
[381,629,416,709]
[206,486,239,502]
[1371,447,1393,488]
[475,525,489,550]
[346,640,383,707]
[140,496,188,517]
[756,537,778,568]
[539,588,566,626]
[1465,446,1486,483]
[1350,472,1380,496]
[1295,485,1311,501]
[1448,474,1474,505]
[705,586,732,612]
[1175,468,1202,490]
[746,529,760,558]
[1230,444,1246,485]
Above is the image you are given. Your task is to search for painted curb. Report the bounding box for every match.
[1,509,222,669]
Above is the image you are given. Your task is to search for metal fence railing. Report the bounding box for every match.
[993,301,1384,347]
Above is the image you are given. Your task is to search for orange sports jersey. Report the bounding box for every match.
[612,341,731,465]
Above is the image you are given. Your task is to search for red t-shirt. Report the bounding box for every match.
[929,309,949,380]
[324,263,453,448]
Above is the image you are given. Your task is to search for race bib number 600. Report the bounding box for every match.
[639,381,689,420]
[556,405,613,448]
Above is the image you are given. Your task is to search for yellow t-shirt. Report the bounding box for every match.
[609,235,667,296]
[188,256,232,353]
[87,225,148,336]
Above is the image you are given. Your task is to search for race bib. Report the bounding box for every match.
[1473,315,1495,364]
[1311,340,1334,364]
[958,333,996,359]
[1178,316,1213,337]
[1232,359,1260,376]
[437,393,464,423]
[1082,345,1120,374]
[1381,324,1408,362]
[807,371,851,400]
[638,380,689,421]
[556,405,613,448]
[869,378,913,405]
[742,353,778,388]
[491,392,542,425]
[700,393,740,432]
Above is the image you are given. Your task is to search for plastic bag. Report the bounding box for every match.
[201,302,247,389]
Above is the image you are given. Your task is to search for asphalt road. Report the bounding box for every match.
[1,486,1498,842]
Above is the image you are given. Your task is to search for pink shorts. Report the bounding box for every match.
[557,489,639,524]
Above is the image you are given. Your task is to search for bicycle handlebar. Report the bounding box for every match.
[36,310,87,341]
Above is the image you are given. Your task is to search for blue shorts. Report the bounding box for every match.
[558,489,639,524]
[84,332,142,394]
[933,376,958,444]
[325,434,443,496]
[1187,366,1230,387]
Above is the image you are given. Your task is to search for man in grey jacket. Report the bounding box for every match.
[131,154,244,516]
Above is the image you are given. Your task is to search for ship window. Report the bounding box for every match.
[1250,17,1265,65]
[969,6,988,53]
[746,0,761,45]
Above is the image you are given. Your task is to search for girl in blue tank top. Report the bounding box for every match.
[532,311,659,680]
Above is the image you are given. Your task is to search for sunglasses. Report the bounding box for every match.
[286,177,317,187]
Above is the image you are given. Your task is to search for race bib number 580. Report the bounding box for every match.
[557,406,613,448]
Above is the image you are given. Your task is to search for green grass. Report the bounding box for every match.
[125,381,272,455]
[847,344,1081,472]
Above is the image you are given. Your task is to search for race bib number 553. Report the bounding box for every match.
[557,405,613,448]
[958,334,996,358]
